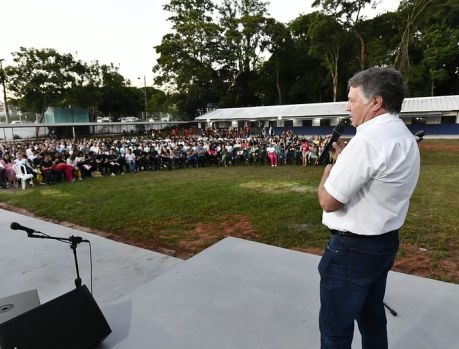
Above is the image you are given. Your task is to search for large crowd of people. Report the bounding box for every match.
[0,127,332,189]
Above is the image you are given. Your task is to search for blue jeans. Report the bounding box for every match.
[318,231,399,349]
[127,160,136,172]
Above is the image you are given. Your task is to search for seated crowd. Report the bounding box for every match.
[0,127,332,188]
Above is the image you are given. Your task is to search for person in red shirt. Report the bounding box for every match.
[301,139,310,166]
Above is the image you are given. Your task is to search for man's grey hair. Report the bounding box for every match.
[348,67,407,114]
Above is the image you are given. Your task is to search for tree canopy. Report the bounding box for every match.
[152,0,459,118]
[4,48,145,121]
[3,0,458,120]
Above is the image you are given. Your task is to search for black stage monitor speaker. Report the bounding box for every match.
[0,285,111,349]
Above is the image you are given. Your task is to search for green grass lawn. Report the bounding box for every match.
[1,139,458,283]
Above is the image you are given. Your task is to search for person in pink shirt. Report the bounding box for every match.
[301,139,310,166]
[266,143,278,167]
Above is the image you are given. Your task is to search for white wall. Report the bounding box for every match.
[293,119,302,127]
[427,116,441,125]
[0,126,48,141]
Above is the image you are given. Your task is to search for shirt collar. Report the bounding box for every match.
[356,113,399,134]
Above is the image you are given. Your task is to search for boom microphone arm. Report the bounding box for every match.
[11,222,89,288]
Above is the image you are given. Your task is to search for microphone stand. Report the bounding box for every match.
[24,230,86,288]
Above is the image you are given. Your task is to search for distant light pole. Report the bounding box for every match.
[137,75,147,121]
[0,59,10,123]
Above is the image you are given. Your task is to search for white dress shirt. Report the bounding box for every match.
[323,113,420,236]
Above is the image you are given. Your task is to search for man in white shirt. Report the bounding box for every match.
[317,67,420,349]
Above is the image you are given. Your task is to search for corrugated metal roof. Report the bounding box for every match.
[401,95,459,113]
[196,95,459,121]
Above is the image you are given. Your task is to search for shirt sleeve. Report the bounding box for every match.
[324,137,383,204]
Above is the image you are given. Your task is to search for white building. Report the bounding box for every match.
[196,95,459,136]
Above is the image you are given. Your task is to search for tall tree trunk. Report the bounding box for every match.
[330,45,340,102]
[395,0,433,72]
[355,31,366,70]
[276,54,282,105]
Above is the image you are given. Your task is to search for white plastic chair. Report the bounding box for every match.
[13,164,34,190]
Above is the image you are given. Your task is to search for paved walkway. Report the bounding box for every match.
[1,209,458,348]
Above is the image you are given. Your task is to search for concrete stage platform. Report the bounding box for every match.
[1,209,458,348]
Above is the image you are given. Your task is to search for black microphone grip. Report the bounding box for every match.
[318,118,350,165]
[10,222,38,235]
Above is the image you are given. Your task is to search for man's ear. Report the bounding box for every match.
[372,95,384,112]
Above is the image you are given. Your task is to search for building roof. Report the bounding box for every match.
[196,95,459,121]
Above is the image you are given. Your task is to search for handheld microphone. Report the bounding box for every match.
[318,118,350,165]
[10,222,38,235]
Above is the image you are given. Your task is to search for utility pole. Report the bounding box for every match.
[0,59,10,123]
[138,75,147,121]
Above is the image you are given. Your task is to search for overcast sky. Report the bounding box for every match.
[1,0,400,89]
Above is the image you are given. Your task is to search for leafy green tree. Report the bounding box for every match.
[5,47,87,122]
[312,0,377,69]
[287,13,334,103]
[217,0,270,107]
[153,0,220,118]
[261,19,293,105]
[394,0,433,72]
[307,12,349,102]
[146,87,176,116]
[5,47,143,122]
[394,0,459,95]
[97,64,142,119]
[414,24,459,95]
[363,11,402,68]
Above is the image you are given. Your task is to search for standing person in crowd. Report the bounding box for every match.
[207,144,218,167]
[301,138,310,166]
[266,142,278,167]
[317,67,420,349]
[275,141,284,165]
[309,145,319,166]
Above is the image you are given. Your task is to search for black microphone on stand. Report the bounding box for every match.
[11,221,90,289]
[10,222,89,242]
[318,118,351,165]
[10,222,38,235]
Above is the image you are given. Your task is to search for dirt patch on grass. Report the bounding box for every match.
[0,202,259,259]
[419,141,459,152]
[0,202,38,217]
[240,180,316,194]
[393,243,459,283]
[119,215,259,259]
[177,214,259,259]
